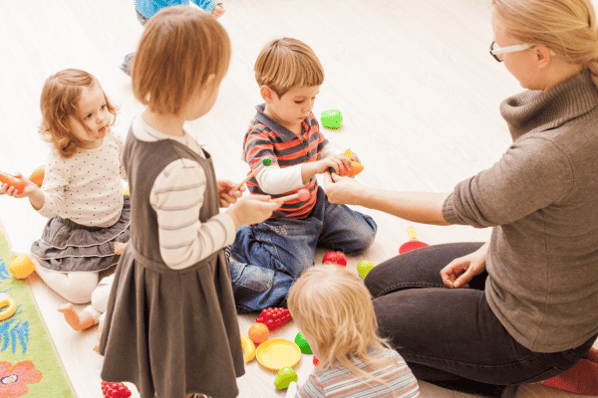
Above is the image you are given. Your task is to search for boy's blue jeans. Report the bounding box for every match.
[229,186,377,313]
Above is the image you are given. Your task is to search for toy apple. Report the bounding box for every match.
[322,251,347,267]
[357,260,375,279]
[274,367,298,389]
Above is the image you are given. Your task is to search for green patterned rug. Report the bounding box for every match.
[0,227,77,398]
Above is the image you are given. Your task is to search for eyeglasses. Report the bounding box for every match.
[489,41,533,62]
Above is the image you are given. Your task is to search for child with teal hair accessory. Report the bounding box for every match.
[121,0,225,75]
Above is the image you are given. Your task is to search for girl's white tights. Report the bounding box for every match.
[32,255,99,304]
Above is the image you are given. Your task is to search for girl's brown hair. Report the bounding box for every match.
[132,5,231,115]
[492,0,598,89]
[287,265,396,390]
[39,69,117,159]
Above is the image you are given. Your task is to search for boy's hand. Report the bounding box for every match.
[349,151,361,164]
[226,194,281,228]
[212,4,225,18]
[218,180,244,208]
[302,154,351,183]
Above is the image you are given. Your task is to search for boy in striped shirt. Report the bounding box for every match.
[228,38,377,312]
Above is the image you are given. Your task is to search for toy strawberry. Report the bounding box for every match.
[255,307,292,331]
[101,381,132,398]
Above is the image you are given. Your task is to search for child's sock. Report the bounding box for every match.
[540,358,598,395]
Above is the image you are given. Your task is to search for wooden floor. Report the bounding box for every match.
[0,0,596,397]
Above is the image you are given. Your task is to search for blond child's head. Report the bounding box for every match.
[288,264,394,384]
[132,5,231,116]
[491,0,598,89]
[39,69,117,159]
[254,37,324,98]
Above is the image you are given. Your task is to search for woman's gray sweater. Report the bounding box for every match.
[443,69,598,352]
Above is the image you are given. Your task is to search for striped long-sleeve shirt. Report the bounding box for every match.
[132,113,236,270]
[242,104,335,219]
[297,348,420,398]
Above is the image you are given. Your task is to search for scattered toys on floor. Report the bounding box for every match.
[274,366,298,389]
[294,332,312,354]
[357,260,375,279]
[101,381,132,398]
[248,322,270,346]
[399,227,429,254]
[256,307,292,331]
[322,251,347,267]
[0,293,17,321]
[320,109,342,129]
[9,254,36,279]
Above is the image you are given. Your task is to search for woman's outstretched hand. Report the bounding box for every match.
[440,242,489,288]
[322,171,365,205]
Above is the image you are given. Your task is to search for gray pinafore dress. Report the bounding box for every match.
[99,130,244,398]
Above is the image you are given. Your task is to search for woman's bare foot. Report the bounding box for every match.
[114,242,127,256]
[586,347,598,363]
[58,303,95,331]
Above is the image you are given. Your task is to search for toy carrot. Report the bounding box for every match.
[0,171,26,194]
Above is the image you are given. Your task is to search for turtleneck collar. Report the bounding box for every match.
[499,69,598,141]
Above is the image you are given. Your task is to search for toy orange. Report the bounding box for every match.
[248,322,269,346]
[10,254,36,279]
[29,165,45,186]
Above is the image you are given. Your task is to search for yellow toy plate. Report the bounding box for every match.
[256,338,301,372]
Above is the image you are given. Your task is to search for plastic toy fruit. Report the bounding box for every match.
[321,109,342,129]
[9,254,36,279]
[256,307,292,331]
[313,356,320,366]
[29,166,45,186]
[0,171,25,194]
[0,293,17,321]
[274,366,298,389]
[248,322,270,345]
[399,227,429,254]
[322,251,347,267]
[101,381,132,398]
[240,334,256,363]
[294,332,312,354]
[123,186,130,195]
[328,149,363,178]
[357,260,375,279]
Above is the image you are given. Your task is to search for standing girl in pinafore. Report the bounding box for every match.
[99,6,280,398]
[1,69,130,311]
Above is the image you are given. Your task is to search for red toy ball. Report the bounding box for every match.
[322,251,347,267]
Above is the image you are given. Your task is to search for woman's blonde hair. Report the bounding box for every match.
[254,37,324,98]
[132,5,231,115]
[287,264,395,388]
[39,69,117,159]
[492,0,598,88]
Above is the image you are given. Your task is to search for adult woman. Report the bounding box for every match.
[324,0,598,396]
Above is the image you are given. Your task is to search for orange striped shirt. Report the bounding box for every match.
[243,104,328,219]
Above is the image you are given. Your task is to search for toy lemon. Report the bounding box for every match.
[10,254,36,279]
[0,293,16,321]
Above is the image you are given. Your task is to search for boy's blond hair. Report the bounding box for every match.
[254,37,324,97]
[132,5,231,115]
[492,0,598,89]
[287,265,395,389]
[39,69,118,159]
